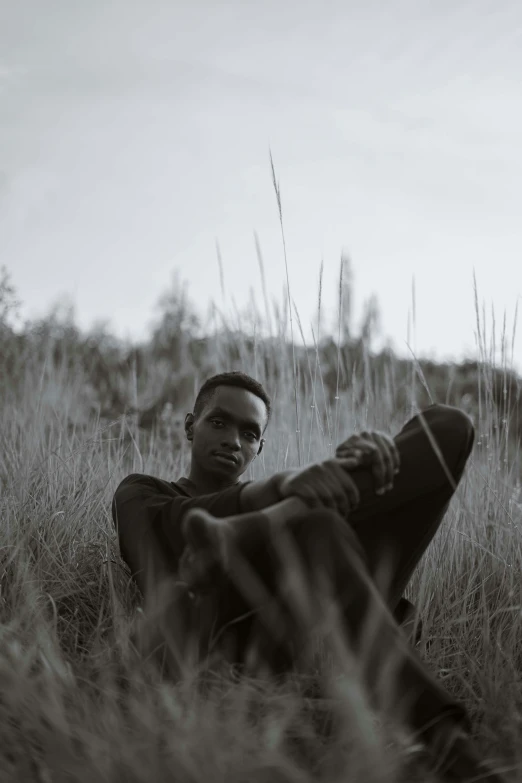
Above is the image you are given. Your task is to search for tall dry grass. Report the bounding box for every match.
[0,232,521,781]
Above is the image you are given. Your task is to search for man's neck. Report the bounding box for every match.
[187,465,239,495]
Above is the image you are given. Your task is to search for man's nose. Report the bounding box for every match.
[221,431,241,450]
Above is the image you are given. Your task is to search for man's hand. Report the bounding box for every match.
[335,430,400,495]
[278,457,361,518]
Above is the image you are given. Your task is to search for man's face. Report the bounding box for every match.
[185,385,267,482]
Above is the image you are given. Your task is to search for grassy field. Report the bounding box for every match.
[0,263,521,782]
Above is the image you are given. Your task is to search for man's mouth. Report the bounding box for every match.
[213,452,238,465]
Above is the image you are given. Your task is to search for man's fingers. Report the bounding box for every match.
[281,459,364,518]
[315,477,336,511]
[335,455,364,469]
[378,432,400,474]
[355,440,386,493]
[335,444,363,460]
[339,439,389,494]
[290,485,321,510]
[327,477,351,517]
[372,433,395,488]
[331,461,360,511]
[342,472,360,511]
[335,431,400,495]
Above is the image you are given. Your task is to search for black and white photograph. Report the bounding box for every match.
[1,1,521,780]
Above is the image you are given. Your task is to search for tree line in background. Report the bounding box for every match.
[1,265,520,452]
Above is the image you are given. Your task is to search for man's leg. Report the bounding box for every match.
[269,509,503,781]
[345,404,475,610]
[186,504,503,781]
[212,403,473,656]
[180,403,474,676]
[211,506,469,721]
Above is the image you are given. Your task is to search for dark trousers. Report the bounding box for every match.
[128,404,475,739]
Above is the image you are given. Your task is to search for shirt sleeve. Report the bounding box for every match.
[111,473,251,586]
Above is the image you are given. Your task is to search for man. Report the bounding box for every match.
[112,371,505,782]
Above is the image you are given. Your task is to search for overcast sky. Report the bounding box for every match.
[1,0,521,371]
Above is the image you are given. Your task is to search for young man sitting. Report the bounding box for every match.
[112,371,506,782]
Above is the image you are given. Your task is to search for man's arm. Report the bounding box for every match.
[239,470,296,512]
[112,463,350,589]
[111,472,298,580]
[243,427,401,513]
[112,473,260,594]
[112,473,252,547]
[179,460,362,593]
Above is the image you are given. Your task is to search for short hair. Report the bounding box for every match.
[193,371,272,430]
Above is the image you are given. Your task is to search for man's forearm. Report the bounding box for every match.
[240,469,296,512]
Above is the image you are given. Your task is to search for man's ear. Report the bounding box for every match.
[185,413,194,442]
[257,438,265,457]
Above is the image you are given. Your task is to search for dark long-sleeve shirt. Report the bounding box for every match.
[111,473,252,596]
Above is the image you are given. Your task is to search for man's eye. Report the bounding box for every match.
[211,420,224,427]
[245,432,257,440]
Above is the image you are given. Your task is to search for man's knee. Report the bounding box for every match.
[420,404,475,459]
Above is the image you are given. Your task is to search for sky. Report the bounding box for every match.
[1,0,521,372]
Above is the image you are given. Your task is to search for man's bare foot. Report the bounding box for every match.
[180,508,231,591]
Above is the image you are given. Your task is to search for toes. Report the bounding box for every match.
[182,508,215,551]
[181,509,231,586]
